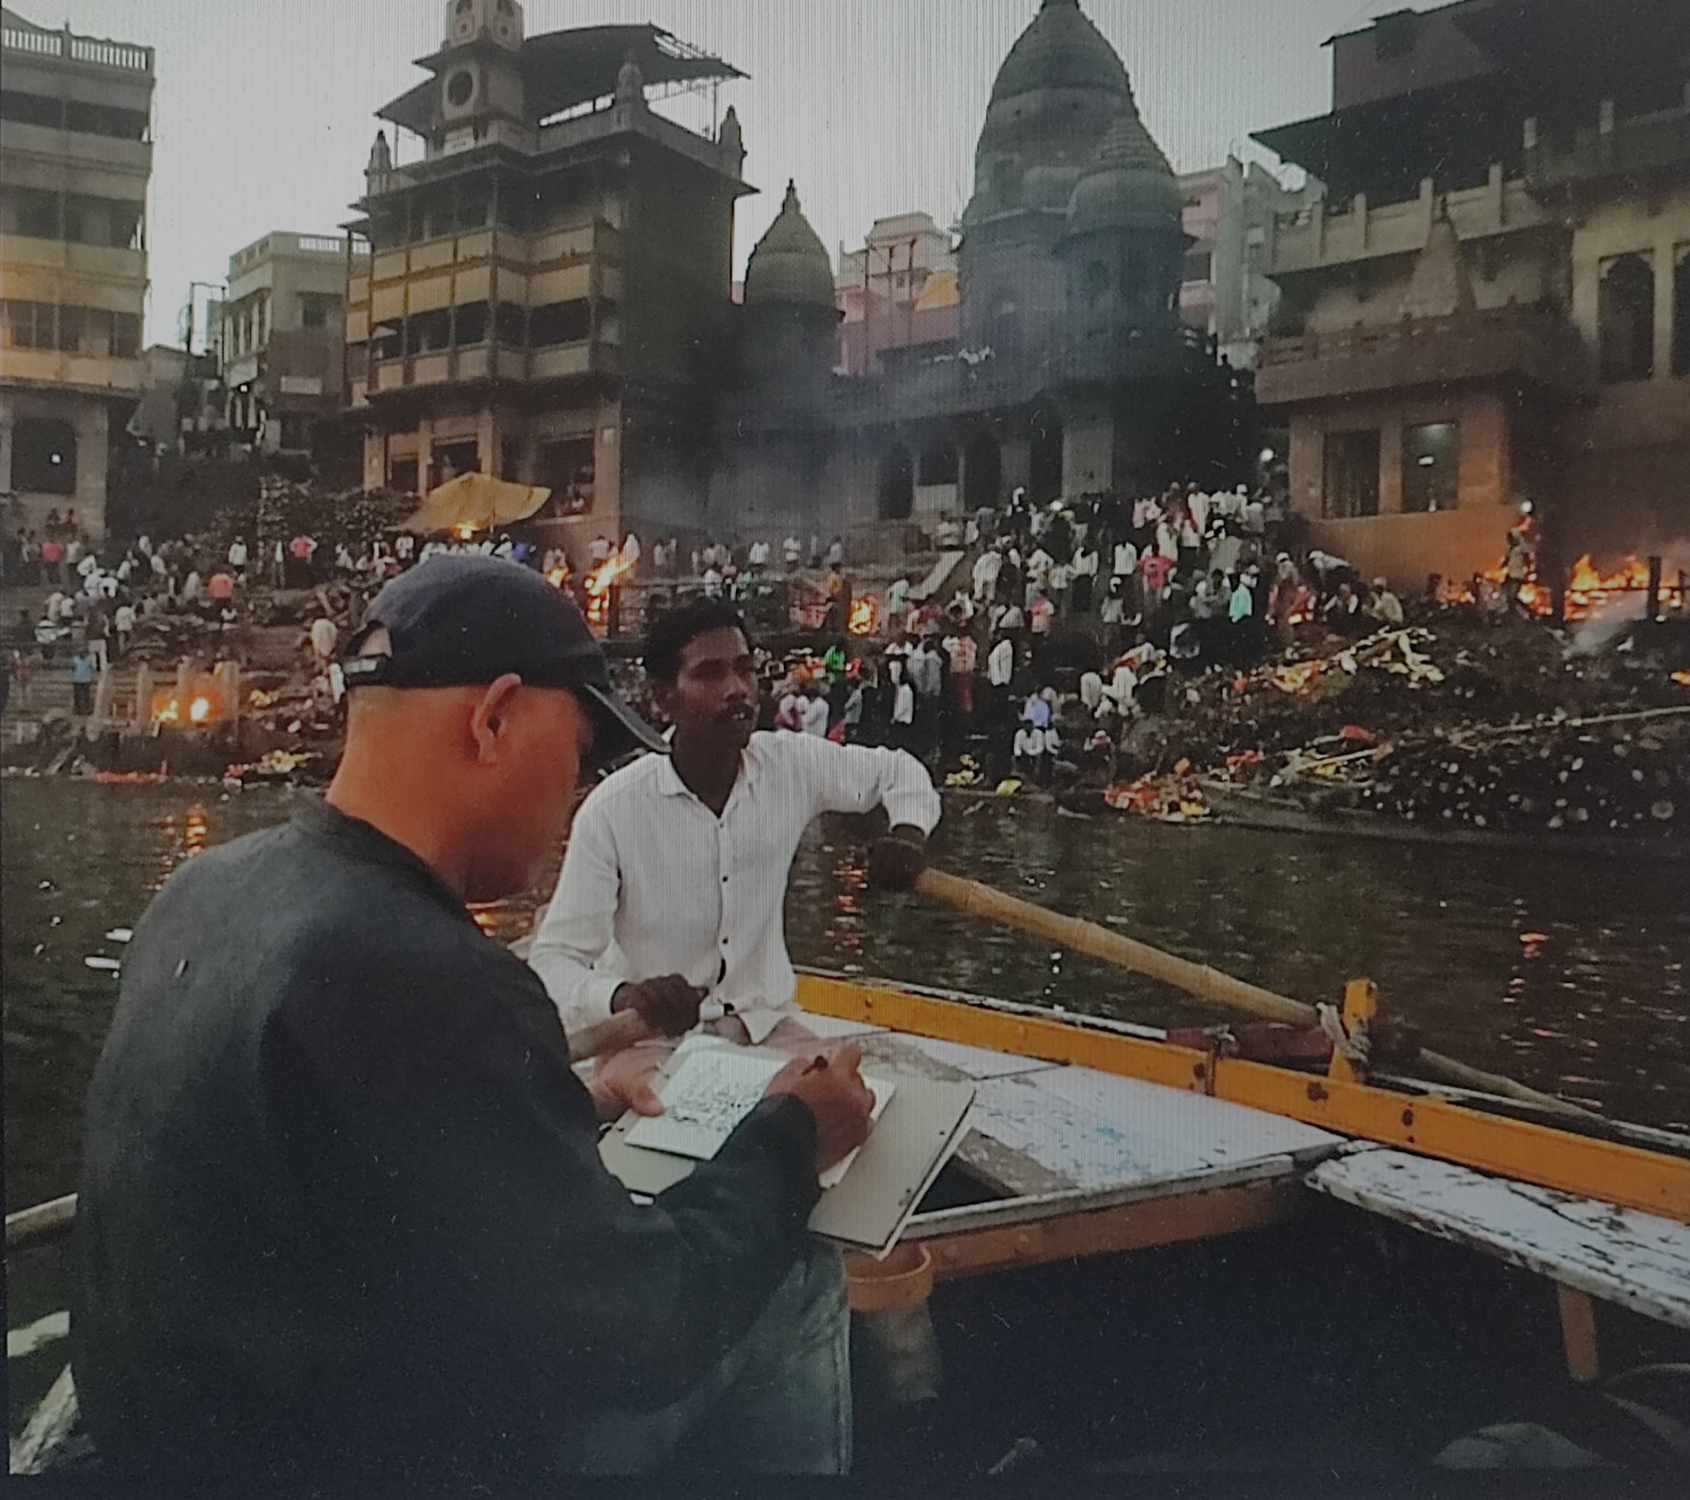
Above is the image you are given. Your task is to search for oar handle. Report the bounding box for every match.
[910,866,1597,1121]
[566,1008,652,1063]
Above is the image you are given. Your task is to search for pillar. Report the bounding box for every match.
[76,397,110,539]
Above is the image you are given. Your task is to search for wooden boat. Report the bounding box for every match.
[11,968,1690,1476]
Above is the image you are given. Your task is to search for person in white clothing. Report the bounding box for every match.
[529,599,939,1049]
[782,535,802,569]
[800,681,830,737]
[588,535,612,567]
[228,539,249,576]
[748,539,771,571]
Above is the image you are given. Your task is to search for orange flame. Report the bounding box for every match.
[848,597,877,636]
[1482,552,1666,621]
[582,554,633,630]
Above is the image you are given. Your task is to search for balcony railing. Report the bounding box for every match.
[1,26,153,73]
[1525,106,1690,190]
[1269,173,1551,276]
[1256,304,1588,406]
[366,339,619,396]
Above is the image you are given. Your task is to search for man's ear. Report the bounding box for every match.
[469,674,524,763]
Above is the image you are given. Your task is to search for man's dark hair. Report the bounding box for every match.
[643,599,752,682]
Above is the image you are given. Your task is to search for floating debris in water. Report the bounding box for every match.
[105,928,134,943]
[84,956,121,972]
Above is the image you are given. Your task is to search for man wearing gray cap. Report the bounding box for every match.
[74,557,873,1485]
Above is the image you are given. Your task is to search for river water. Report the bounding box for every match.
[5,779,1687,1212]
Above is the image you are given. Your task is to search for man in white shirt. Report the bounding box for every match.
[228,539,249,577]
[530,599,939,1051]
[588,534,612,567]
[972,547,1002,604]
[782,535,802,569]
[748,539,771,572]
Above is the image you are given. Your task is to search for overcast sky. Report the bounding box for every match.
[17,0,1407,344]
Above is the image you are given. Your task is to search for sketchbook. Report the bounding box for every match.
[624,1046,893,1189]
[602,1038,975,1257]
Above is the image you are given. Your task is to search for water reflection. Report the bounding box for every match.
[4,780,1688,1214]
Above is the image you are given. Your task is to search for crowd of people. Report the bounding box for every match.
[699,482,1408,791]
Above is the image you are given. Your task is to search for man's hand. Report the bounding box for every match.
[765,1043,875,1172]
[867,824,928,892]
[587,1043,669,1122]
[610,975,705,1037]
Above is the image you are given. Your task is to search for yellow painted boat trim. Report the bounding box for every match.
[796,974,1690,1224]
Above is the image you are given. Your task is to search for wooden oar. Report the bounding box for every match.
[912,866,1599,1121]
[565,1009,652,1062]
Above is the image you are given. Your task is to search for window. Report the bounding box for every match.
[1599,253,1655,382]
[111,313,141,358]
[1674,246,1690,378]
[432,439,479,488]
[1182,250,1213,284]
[2,299,52,349]
[347,342,369,381]
[494,301,527,346]
[56,304,85,353]
[14,417,78,495]
[538,436,594,515]
[299,293,340,331]
[446,70,476,109]
[387,458,419,495]
[10,186,59,239]
[529,299,591,347]
[1401,421,1461,512]
[1323,430,1380,519]
[453,300,488,345]
[0,91,62,128]
[406,308,451,354]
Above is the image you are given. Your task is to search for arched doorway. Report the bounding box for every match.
[964,429,1001,510]
[877,444,914,520]
[1028,405,1063,504]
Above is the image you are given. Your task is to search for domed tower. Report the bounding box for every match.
[741,181,839,397]
[960,0,1132,353]
[1057,96,1186,347]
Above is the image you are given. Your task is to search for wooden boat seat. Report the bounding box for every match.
[1307,1145,1690,1381]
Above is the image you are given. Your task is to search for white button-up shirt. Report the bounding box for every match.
[530,734,940,1042]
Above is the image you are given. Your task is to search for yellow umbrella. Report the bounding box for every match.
[401,472,552,535]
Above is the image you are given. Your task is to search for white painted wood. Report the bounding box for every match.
[875,1033,1059,1080]
[1307,1149,1690,1331]
[906,1156,1297,1238]
[967,1069,1346,1192]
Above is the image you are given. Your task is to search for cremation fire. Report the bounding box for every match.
[582,554,633,629]
[848,596,877,636]
[151,691,221,727]
[1482,552,1674,621]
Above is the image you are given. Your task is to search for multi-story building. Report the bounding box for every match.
[221,231,367,456]
[0,6,154,539]
[1177,157,1300,369]
[835,212,960,376]
[1253,0,1689,588]
[344,1,750,528]
[345,1,1245,559]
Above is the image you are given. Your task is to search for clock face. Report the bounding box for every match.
[446,69,475,108]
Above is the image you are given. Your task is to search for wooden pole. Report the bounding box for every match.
[564,1008,650,1063]
[912,867,1597,1120]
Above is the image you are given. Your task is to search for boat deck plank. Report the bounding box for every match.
[1307,1148,1690,1330]
[966,1068,1346,1194]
